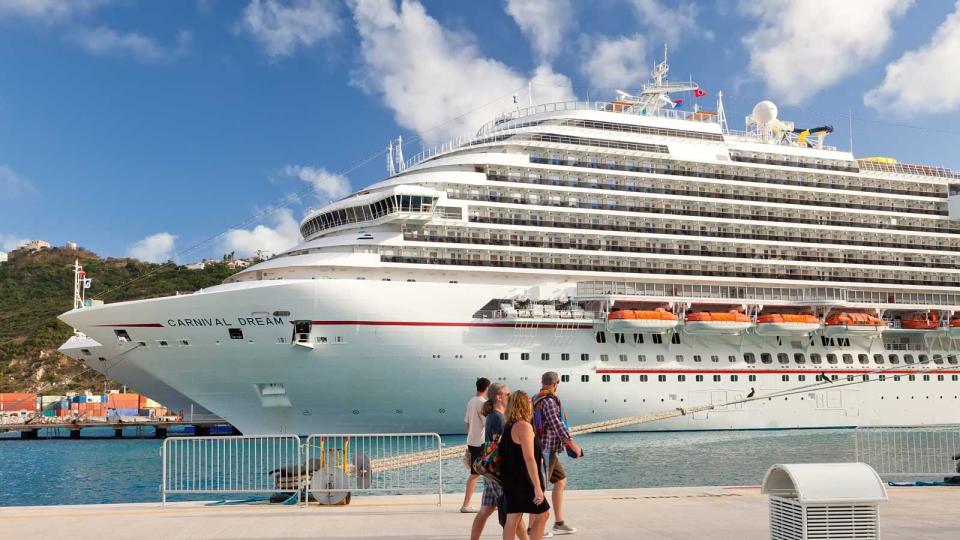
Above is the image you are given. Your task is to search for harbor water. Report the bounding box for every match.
[0,428,854,507]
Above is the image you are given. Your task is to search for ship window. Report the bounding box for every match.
[728,355,737,363]
[954,375,959,381]
[602,375,611,382]
[678,375,686,382]
[749,375,757,382]
[158,340,169,347]
[179,340,190,346]
[744,353,756,364]
[541,353,550,361]
[777,353,789,365]
[782,375,789,382]
[561,375,570,382]
[711,355,719,363]
[889,354,900,364]
[273,310,291,317]
[561,353,570,361]
[761,353,773,364]
[874,354,885,364]
[619,354,628,362]
[713,375,721,382]
[794,353,805,364]
[676,355,684,362]
[810,353,822,364]
[639,375,648,382]
[595,332,606,343]
[949,355,958,365]
[114,329,131,343]
[581,375,590,382]
[799,375,806,381]
[621,375,629,382]
[656,354,665,362]
[919,354,929,364]
[671,333,681,344]
[695,375,704,382]
[842,354,853,364]
[858,354,869,365]
[652,334,663,344]
[693,355,702,362]
[658,375,667,382]
[638,354,646,362]
[864,375,871,382]
[938,374,945,381]
[894,375,901,381]
[904,354,915,365]
[600,354,609,362]
[933,355,944,365]
[730,375,738,381]
[614,333,625,343]
[909,374,916,381]
[633,334,644,344]
[827,354,838,364]
[229,328,243,340]
[581,353,590,361]
[521,353,530,361]
[500,352,509,360]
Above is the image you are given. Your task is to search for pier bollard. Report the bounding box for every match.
[114,428,124,439]
[195,425,210,437]
[155,427,167,439]
[70,429,81,439]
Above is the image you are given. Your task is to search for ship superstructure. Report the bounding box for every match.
[59,57,960,435]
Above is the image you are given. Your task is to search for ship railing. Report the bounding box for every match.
[883,343,924,351]
[854,425,960,478]
[302,433,443,506]
[473,308,601,320]
[161,434,302,507]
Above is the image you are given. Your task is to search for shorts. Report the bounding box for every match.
[481,477,503,507]
[468,444,483,471]
[543,450,566,484]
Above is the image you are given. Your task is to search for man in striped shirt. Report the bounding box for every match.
[534,372,582,535]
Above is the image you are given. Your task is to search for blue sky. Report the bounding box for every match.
[1,0,960,263]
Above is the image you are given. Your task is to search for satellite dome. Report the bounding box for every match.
[751,101,778,125]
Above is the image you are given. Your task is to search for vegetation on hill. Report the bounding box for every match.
[0,247,237,394]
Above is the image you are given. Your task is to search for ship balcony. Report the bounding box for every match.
[949,184,960,220]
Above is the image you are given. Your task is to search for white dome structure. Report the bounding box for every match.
[751,100,778,126]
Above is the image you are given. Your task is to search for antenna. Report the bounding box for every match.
[73,259,87,311]
[528,81,533,106]
[716,91,728,133]
[395,135,405,171]
[386,141,396,176]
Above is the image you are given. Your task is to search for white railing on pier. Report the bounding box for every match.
[854,425,960,477]
[302,433,443,506]
[161,435,302,506]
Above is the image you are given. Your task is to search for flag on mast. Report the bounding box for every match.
[694,87,706,97]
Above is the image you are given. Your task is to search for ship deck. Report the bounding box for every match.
[2,485,958,539]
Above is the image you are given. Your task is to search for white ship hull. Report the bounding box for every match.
[59,280,960,435]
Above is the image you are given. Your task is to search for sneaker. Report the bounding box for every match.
[553,522,577,535]
[528,528,554,538]
[459,505,479,513]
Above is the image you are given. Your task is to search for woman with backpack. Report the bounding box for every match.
[470,383,529,540]
[500,390,551,540]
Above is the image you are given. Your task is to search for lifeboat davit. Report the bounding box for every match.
[683,311,753,334]
[607,308,679,333]
[823,312,885,336]
[755,313,822,335]
[900,311,939,330]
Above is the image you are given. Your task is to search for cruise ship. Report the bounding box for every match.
[58,57,960,435]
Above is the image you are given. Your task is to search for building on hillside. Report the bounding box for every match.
[22,240,50,251]
[65,241,78,250]
[226,259,251,269]
[185,262,206,270]
[0,251,7,263]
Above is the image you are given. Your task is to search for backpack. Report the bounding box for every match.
[532,392,567,440]
[472,436,502,485]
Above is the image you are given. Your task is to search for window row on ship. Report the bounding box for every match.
[404,227,959,270]
[486,167,943,217]
[443,189,958,235]
[380,247,960,287]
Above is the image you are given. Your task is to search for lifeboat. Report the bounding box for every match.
[900,311,939,330]
[949,317,960,338]
[823,312,885,336]
[683,311,753,334]
[607,308,679,333]
[755,313,822,335]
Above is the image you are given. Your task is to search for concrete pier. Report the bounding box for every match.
[1,485,958,539]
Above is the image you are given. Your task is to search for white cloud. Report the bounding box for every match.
[0,233,29,251]
[0,164,37,199]
[630,0,705,45]
[581,34,648,90]
[127,233,177,263]
[350,0,575,145]
[283,165,351,202]
[504,0,572,62]
[0,0,105,23]
[741,0,912,105]
[865,2,960,115]
[240,0,341,58]
[221,208,301,258]
[72,27,191,62]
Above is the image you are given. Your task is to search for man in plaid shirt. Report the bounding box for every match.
[534,372,582,535]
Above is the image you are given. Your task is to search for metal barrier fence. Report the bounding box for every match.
[302,433,443,506]
[161,435,302,506]
[854,425,960,477]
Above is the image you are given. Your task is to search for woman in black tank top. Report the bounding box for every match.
[500,390,550,539]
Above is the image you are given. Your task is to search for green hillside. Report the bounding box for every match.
[0,247,237,393]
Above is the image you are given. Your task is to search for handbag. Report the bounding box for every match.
[471,438,502,485]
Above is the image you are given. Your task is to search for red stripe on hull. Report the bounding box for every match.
[310,320,593,329]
